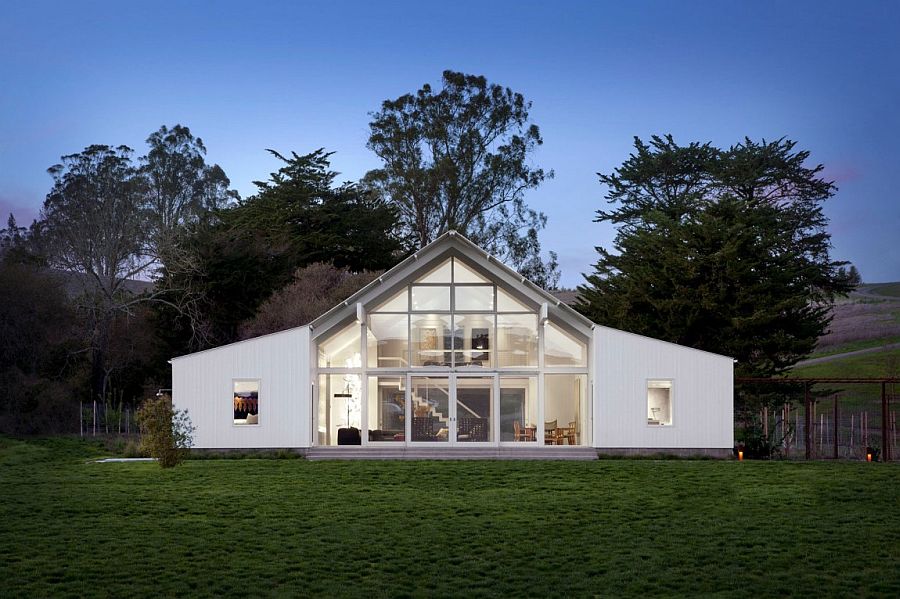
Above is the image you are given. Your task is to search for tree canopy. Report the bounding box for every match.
[365,70,559,287]
[578,135,854,377]
[157,148,406,349]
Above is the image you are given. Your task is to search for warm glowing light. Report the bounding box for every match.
[738,450,744,461]
[866,453,873,462]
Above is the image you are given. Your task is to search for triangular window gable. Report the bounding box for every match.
[372,288,408,313]
[415,258,452,283]
[496,287,532,312]
[453,258,490,283]
[413,256,491,285]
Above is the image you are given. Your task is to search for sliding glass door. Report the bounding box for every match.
[406,374,495,445]
[409,376,451,443]
[454,376,493,443]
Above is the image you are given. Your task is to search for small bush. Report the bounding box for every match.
[122,439,147,458]
[136,397,195,468]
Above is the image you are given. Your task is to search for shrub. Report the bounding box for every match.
[136,397,195,468]
[736,417,787,460]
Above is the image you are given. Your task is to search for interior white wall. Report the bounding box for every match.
[171,327,311,448]
[544,374,585,429]
[592,326,733,449]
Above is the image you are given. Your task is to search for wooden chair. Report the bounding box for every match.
[565,421,577,445]
[459,417,488,442]
[544,419,558,445]
[514,421,529,442]
[411,416,438,442]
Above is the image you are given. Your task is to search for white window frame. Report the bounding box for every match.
[646,378,674,427]
[232,378,261,427]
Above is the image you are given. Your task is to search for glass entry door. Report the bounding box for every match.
[454,376,494,443]
[409,376,451,443]
[407,375,495,445]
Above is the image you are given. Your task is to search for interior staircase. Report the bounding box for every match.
[411,393,449,425]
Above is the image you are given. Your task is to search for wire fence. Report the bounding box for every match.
[79,400,140,437]
[739,378,898,461]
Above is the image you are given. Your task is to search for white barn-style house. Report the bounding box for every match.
[171,232,734,458]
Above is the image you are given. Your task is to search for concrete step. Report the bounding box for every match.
[306,446,598,461]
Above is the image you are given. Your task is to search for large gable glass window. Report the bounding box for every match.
[367,313,408,368]
[360,256,546,369]
[497,314,538,367]
[318,321,361,368]
[233,380,260,425]
[316,253,591,446]
[544,322,587,367]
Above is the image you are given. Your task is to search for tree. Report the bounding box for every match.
[243,148,405,272]
[157,149,405,348]
[239,263,379,339]
[578,135,854,378]
[38,145,150,401]
[36,128,241,401]
[835,265,862,288]
[0,214,25,256]
[0,259,80,434]
[141,124,239,263]
[365,70,559,287]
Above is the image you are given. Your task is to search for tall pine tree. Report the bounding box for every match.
[578,135,854,377]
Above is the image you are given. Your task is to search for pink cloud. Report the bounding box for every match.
[822,163,861,185]
[0,192,40,226]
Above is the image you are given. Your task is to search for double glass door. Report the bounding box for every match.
[408,374,494,444]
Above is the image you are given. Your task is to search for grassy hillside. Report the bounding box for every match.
[868,282,900,298]
[1,437,898,597]
[812,282,900,357]
[793,347,900,379]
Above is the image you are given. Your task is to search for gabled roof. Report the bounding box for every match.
[309,230,595,339]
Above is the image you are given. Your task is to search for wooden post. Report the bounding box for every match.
[883,382,890,462]
[833,395,839,459]
[93,400,97,436]
[819,413,824,453]
[804,383,812,460]
[864,412,868,454]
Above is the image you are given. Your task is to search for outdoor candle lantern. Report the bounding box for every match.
[738,450,744,461]
[866,452,873,462]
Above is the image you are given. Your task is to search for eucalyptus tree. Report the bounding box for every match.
[365,70,559,287]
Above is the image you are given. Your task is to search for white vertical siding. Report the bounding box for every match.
[171,327,311,448]
[592,326,733,449]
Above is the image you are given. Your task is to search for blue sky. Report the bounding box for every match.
[1,0,898,286]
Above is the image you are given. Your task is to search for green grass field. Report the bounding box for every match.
[789,348,900,409]
[810,335,900,359]
[792,347,900,380]
[1,438,899,597]
[867,282,900,298]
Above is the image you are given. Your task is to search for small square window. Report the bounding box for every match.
[647,380,672,426]
[234,380,260,425]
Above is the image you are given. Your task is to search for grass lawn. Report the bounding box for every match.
[2,438,899,597]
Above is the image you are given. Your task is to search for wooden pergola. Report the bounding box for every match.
[736,377,899,461]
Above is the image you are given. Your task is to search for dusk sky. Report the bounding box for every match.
[2,0,898,287]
